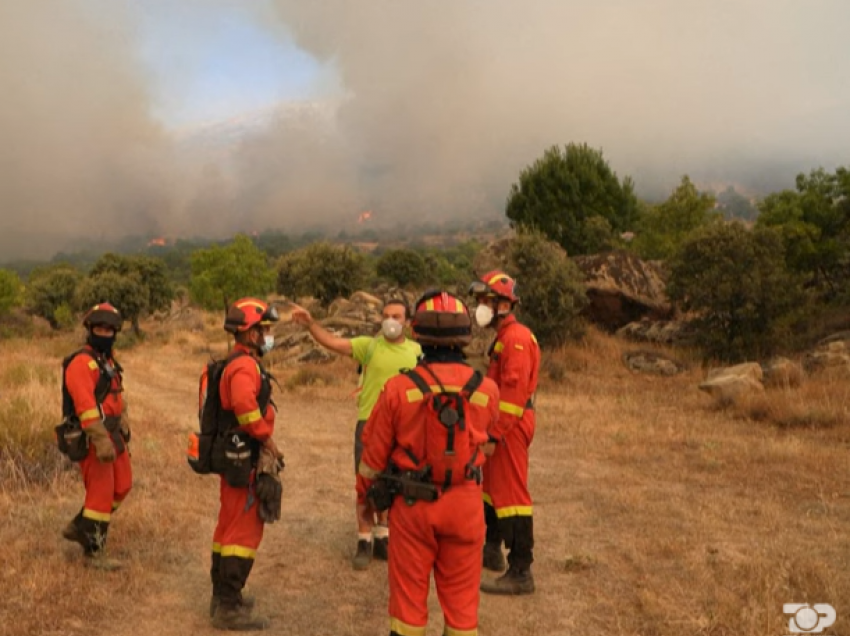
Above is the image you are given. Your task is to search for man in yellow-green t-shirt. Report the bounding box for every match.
[291,299,421,570]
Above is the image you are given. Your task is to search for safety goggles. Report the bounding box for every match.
[260,305,280,325]
[467,281,492,297]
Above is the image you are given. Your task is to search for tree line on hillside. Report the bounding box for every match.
[505,143,850,359]
[0,141,847,361]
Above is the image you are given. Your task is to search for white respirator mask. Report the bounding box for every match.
[260,334,275,355]
[474,304,495,328]
[382,318,403,340]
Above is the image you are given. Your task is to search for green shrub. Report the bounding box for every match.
[508,230,588,347]
[667,222,807,361]
[277,242,369,307]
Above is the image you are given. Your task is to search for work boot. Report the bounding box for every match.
[210,594,256,618]
[480,566,535,595]
[62,520,87,548]
[84,552,123,572]
[352,539,372,570]
[211,604,269,631]
[482,542,506,572]
[373,537,389,561]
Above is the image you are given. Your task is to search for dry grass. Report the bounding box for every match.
[1,322,850,635]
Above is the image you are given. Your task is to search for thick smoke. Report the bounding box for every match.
[2,1,849,260]
[260,0,850,207]
[0,1,178,259]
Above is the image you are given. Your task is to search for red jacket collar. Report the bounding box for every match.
[232,342,258,358]
[496,313,517,336]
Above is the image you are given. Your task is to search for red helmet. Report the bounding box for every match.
[224,298,279,334]
[82,303,123,332]
[468,270,519,303]
[411,290,472,348]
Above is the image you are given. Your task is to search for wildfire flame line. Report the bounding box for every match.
[357,211,373,224]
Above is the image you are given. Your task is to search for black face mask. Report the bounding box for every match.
[88,334,115,357]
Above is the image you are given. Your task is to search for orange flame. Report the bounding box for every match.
[357,211,373,224]
[147,237,167,247]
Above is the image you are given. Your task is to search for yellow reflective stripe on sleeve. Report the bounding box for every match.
[498,401,524,417]
[531,334,538,344]
[514,344,524,350]
[390,618,426,636]
[406,389,424,403]
[212,543,222,554]
[495,505,533,518]
[493,342,504,353]
[82,508,111,523]
[79,409,100,423]
[445,626,478,636]
[87,360,98,370]
[469,391,489,407]
[220,545,257,559]
[358,461,381,480]
[236,409,261,425]
[482,492,493,506]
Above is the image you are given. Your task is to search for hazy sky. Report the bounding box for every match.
[1,0,849,259]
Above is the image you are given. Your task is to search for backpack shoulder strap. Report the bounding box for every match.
[461,370,484,395]
[62,348,92,371]
[402,366,432,396]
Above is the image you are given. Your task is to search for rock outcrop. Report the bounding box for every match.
[573,251,672,331]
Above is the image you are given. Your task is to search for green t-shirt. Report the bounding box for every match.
[351,336,422,421]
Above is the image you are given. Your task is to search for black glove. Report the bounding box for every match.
[256,473,282,523]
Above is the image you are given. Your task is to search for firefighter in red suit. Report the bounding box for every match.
[210,297,282,631]
[61,303,131,571]
[357,290,500,636]
[470,271,540,595]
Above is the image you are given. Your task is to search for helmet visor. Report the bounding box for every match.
[468,281,490,297]
[260,305,280,324]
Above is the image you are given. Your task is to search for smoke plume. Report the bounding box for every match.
[2,0,849,260]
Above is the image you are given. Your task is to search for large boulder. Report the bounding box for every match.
[573,251,673,331]
[622,350,686,376]
[616,318,696,346]
[803,332,850,374]
[698,362,764,403]
[762,356,804,388]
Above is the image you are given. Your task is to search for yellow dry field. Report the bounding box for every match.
[1,321,849,636]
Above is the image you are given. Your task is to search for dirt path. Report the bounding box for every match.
[5,338,850,636]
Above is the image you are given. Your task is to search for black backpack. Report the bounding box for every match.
[188,351,272,478]
[56,349,122,461]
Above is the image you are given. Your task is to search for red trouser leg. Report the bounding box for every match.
[111,448,133,511]
[77,444,115,552]
[388,498,437,636]
[214,475,264,607]
[388,485,484,635]
[481,465,500,545]
[433,485,484,635]
[489,412,535,567]
[74,441,131,553]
